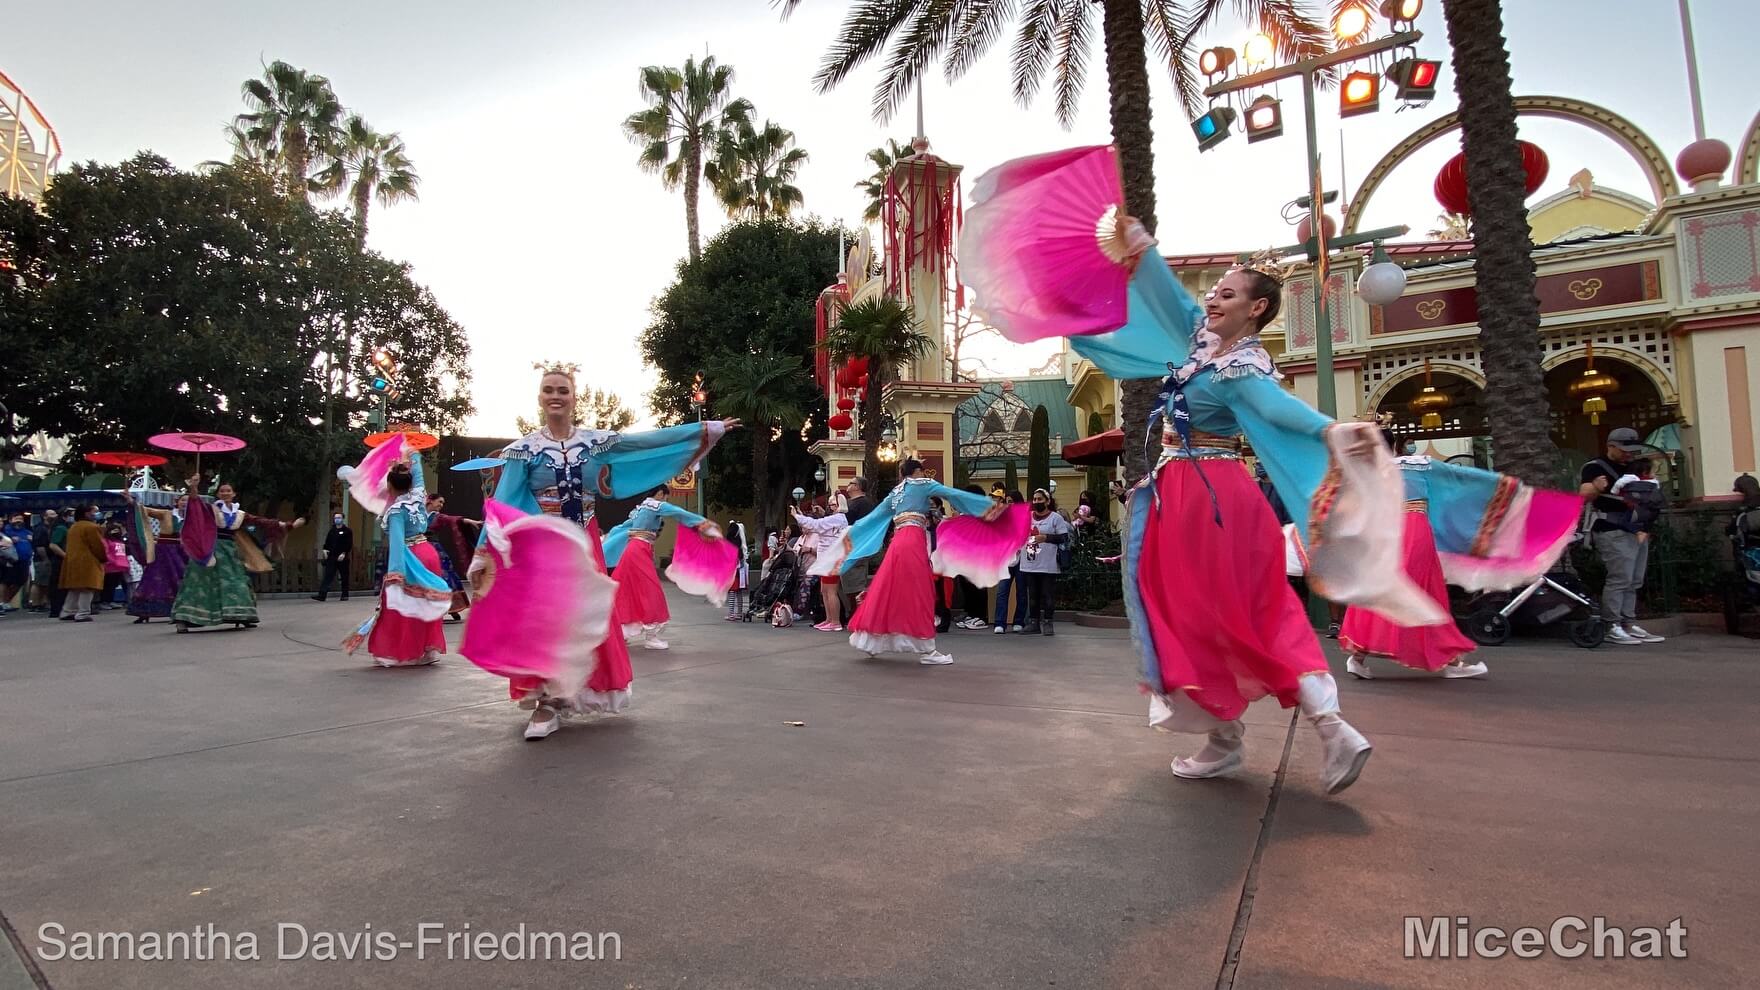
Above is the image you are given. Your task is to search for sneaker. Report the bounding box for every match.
[993,625,1006,634]
[813,622,843,632]
[1606,625,1644,646]
[1441,660,1489,678]
[919,651,955,665]
[1009,624,1022,633]
[1325,622,1340,639]
[1625,624,1665,644]
[958,617,986,630]
[642,638,670,650]
[1345,656,1374,680]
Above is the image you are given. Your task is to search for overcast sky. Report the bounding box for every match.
[12,0,1748,433]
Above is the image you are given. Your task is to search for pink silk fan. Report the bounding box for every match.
[957,145,1156,344]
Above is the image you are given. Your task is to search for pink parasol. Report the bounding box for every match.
[957,145,1156,343]
[149,431,247,483]
[84,451,170,469]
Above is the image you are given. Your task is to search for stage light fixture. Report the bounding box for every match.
[1191,106,1238,151]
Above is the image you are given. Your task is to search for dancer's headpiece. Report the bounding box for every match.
[1234,248,1289,287]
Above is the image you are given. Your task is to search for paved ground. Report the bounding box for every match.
[0,592,1754,989]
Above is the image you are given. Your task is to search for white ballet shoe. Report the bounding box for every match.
[1299,672,1372,795]
[1441,660,1488,678]
[1346,656,1374,679]
[523,710,561,741]
[1170,722,1246,779]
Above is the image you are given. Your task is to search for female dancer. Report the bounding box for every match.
[173,479,304,632]
[601,484,735,650]
[424,494,478,621]
[723,521,751,619]
[340,441,451,666]
[125,493,189,624]
[463,368,738,740]
[1340,434,1487,680]
[970,210,1575,794]
[812,459,1028,665]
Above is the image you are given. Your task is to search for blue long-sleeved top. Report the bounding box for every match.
[381,453,447,595]
[830,477,995,575]
[601,498,711,568]
[476,422,725,552]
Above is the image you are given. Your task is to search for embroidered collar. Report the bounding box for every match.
[504,428,621,463]
[1172,327,1280,385]
[1395,454,1432,468]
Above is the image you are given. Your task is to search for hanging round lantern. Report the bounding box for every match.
[1295,213,1337,245]
[836,396,855,411]
[858,373,869,389]
[1357,260,1407,306]
[1566,343,1620,425]
[827,412,854,432]
[1434,142,1549,219]
[1407,360,1452,429]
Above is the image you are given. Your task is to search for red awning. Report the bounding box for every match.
[1062,428,1124,466]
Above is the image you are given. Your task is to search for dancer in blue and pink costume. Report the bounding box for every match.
[601,485,737,651]
[462,368,738,741]
[338,436,452,666]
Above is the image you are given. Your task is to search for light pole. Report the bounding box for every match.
[690,374,707,519]
[1199,8,1434,417]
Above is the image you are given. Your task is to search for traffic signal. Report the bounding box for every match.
[367,348,397,395]
[1339,70,1380,118]
[1191,106,1238,152]
[1385,57,1441,101]
[1244,95,1284,144]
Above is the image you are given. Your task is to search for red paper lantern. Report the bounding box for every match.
[858,373,869,388]
[836,396,855,411]
[1433,141,1549,218]
[828,412,854,431]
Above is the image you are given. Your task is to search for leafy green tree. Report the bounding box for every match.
[642,217,845,510]
[1441,0,1554,485]
[782,0,1329,483]
[710,120,809,219]
[623,56,754,264]
[857,137,910,223]
[710,349,808,525]
[231,60,343,199]
[820,296,932,488]
[0,155,471,512]
[1027,404,1051,497]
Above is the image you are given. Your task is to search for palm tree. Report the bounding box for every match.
[1441,0,1554,486]
[315,115,420,252]
[709,120,809,219]
[820,296,934,486]
[623,56,754,264]
[232,60,343,200]
[781,0,1327,483]
[857,138,911,223]
[710,349,808,523]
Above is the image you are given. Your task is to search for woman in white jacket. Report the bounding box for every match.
[794,507,849,631]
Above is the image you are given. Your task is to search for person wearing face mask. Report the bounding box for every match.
[1019,490,1072,636]
[964,177,1580,796]
[313,510,355,603]
[57,505,108,622]
[125,493,190,624]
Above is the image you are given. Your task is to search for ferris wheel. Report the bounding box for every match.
[0,68,61,203]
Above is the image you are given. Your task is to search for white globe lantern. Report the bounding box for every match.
[1357,260,1407,306]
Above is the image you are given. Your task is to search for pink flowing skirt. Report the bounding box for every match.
[848,524,937,655]
[367,542,448,663]
[612,538,671,631]
[1138,460,1328,721]
[505,517,633,704]
[1339,509,1477,671]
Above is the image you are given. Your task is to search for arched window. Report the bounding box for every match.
[982,410,1007,433]
[1011,409,1033,432]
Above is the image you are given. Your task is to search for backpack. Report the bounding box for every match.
[1620,479,1666,529]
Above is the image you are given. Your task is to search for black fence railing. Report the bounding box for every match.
[1568,504,1742,617]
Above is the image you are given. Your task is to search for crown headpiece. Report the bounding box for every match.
[1358,409,1395,427]
[1234,248,1289,287]
[533,360,579,378]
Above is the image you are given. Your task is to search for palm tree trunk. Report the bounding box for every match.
[1442,0,1555,486]
[1102,0,1163,484]
[861,362,886,487]
[685,139,703,264]
[353,185,371,252]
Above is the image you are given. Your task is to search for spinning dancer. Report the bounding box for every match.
[958,145,1579,793]
[173,479,304,632]
[811,459,1028,665]
[339,439,451,666]
[1340,434,1486,680]
[425,494,478,621]
[463,368,738,740]
[125,493,189,624]
[601,484,736,650]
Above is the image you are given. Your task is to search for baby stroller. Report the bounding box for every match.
[1724,503,1760,634]
[746,545,800,623]
[1458,534,1606,648]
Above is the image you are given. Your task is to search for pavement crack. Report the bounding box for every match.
[0,905,53,989]
[1215,710,1298,990]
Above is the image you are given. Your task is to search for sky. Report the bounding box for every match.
[11,0,1751,434]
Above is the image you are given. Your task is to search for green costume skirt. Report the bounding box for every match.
[172,537,258,626]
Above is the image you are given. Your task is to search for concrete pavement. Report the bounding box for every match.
[0,592,1753,989]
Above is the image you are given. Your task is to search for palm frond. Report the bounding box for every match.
[1252,0,1330,68]
[944,0,1014,81]
[1144,0,1205,117]
[812,0,927,94]
[871,0,962,122]
[1049,0,1093,129]
[1009,0,1068,107]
